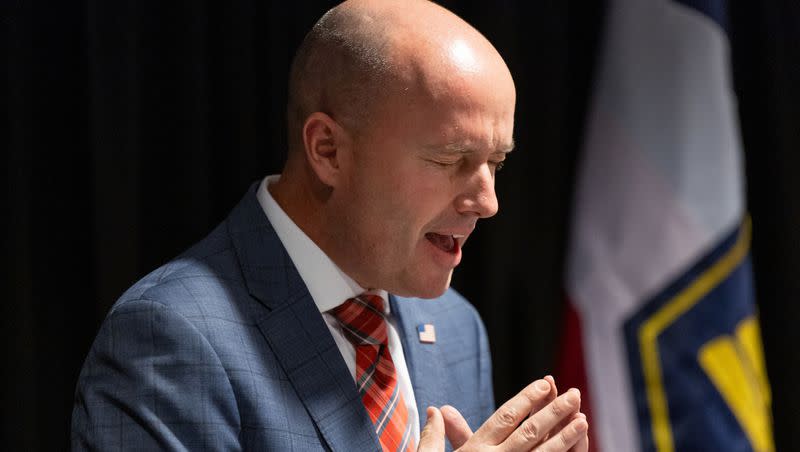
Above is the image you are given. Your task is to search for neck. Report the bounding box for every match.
[270,160,375,292]
[269,161,334,261]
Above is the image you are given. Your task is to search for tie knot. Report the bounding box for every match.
[330,294,388,346]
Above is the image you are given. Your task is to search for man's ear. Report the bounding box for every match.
[302,111,350,187]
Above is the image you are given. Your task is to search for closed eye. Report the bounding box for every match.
[428,159,460,167]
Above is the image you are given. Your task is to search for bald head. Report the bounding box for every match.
[275,0,516,297]
[286,0,514,154]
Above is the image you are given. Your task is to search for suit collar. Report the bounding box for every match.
[226,181,296,308]
[227,183,381,452]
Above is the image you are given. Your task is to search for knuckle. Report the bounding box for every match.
[421,424,432,437]
[495,406,519,428]
[560,429,572,448]
[520,420,540,442]
[522,387,542,404]
[550,400,564,418]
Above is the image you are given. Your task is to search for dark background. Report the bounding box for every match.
[4,1,800,449]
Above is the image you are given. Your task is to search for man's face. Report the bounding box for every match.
[328,59,516,298]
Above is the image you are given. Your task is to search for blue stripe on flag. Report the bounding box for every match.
[623,221,772,451]
[673,0,729,32]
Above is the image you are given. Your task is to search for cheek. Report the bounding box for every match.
[352,149,456,237]
[350,178,436,255]
[390,160,444,200]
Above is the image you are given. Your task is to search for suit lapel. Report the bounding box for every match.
[257,294,380,452]
[390,295,448,429]
[227,184,380,452]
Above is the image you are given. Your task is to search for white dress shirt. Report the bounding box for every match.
[256,175,420,444]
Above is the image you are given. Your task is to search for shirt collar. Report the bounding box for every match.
[255,175,390,314]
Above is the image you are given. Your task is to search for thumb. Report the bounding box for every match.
[418,406,445,452]
[441,405,473,449]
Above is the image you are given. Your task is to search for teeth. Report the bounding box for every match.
[452,235,465,238]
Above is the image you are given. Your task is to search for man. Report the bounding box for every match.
[72,0,589,450]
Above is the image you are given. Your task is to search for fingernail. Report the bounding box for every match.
[569,387,581,397]
[574,419,588,432]
[535,379,550,392]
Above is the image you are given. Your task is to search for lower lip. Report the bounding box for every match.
[424,236,462,268]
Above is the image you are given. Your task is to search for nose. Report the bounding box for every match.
[454,163,499,218]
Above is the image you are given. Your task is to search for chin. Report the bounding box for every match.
[393,272,452,299]
[415,286,450,299]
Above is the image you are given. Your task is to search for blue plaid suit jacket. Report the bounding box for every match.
[72,182,495,451]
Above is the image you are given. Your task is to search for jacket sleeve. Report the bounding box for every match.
[71,298,242,451]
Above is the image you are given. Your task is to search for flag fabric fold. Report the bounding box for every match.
[561,0,774,450]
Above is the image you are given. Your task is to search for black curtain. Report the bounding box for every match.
[4,1,799,450]
[731,2,800,450]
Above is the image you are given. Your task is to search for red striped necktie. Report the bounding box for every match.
[331,294,415,452]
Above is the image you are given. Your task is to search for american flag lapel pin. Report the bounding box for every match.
[417,324,436,344]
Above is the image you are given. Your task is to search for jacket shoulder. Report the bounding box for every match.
[111,221,248,318]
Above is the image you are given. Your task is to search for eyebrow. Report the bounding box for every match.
[427,140,516,155]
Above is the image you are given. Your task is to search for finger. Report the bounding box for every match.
[418,407,445,452]
[533,376,558,416]
[550,389,581,436]
[545,375,558,398]
[440,405,473,450]
[536,415,588,452]
[472,379,553,445]
[503,388,582,450]
[536,376,559,443]
[568,413,589,452]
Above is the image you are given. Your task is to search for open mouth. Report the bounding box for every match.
[425,232,464,254]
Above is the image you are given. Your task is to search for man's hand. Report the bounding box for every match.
[418,377,589,451]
